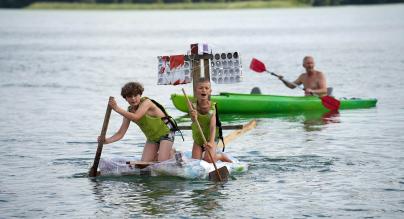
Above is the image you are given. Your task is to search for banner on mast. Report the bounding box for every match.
[157,45,243,85]
[157,55,192,85]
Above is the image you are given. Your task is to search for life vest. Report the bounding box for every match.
[149,98,184,141]
[191,102,225,150]
[129,97,183,142]
[215,103,225,152]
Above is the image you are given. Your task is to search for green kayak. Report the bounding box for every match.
[170,92,377,114]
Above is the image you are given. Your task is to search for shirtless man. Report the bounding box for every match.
[280,56,328,97]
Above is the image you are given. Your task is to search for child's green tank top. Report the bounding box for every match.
[191,102,219,146]
[128,97,170,142]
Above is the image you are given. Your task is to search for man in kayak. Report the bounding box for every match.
[279,56,328,96]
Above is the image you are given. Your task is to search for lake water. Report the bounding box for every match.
[1,4,404,218]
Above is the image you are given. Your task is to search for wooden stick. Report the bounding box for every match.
[177,124,243,130]
[178,121,256,147]
[126,161,158,169]
[181,88,224,182]
[126,161,157,165]
[89,97,113,177]
[217,120,257,148]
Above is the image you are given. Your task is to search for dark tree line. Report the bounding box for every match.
[1,0,403,8]
[311,0,404,5]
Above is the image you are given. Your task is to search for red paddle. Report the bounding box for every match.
[250,58,340,111]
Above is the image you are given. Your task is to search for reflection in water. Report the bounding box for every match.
[184,110,341,132]
[251,154,337,173]
[301,111,340,132]
[89,176,225,217]
[190,185,224,214]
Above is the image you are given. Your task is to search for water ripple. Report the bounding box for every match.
[247,155,337,172]
[1,5,404,218]
[0,82,99,92]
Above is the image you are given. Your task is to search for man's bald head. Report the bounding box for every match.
[303,56,315,73]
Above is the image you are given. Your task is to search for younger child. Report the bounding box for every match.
[190,79,232,163]
[98,82,176,162]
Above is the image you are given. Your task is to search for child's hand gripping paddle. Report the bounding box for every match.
[249,58,340,111]
[181,88,229,182]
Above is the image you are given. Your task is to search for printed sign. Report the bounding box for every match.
[211,52,242,84]
[157,55,192,85]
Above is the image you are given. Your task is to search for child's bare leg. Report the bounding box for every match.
[169,147,176,159]
[157,140,173,161]
[192,142,203,159]
[142,142,158,162]
[217,153,233,163]
[203,146,217,163]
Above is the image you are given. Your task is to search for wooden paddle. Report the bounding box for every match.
[181,88,229,182]
[88,97,113,177]
[249,58,340,111]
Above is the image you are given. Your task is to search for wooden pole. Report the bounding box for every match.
[203,58,210,81]
[89,97,113,177]
[191,55,201,96]
[190,44,212,96]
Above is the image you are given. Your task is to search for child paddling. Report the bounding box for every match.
[97,82,178,162]
[189,79,232,163]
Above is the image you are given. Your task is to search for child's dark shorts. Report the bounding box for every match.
[146,118,176,144]
[146,131,175,144]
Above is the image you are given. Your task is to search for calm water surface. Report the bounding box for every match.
[1,5,404,218]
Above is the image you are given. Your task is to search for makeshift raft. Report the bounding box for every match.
[98,151,248,179]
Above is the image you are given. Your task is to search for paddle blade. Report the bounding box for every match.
[208,166,229,182]
[250,58,267,73]
[88,167,97,177]
[321,96,341,111]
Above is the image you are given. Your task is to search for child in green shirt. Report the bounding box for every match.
[98,82,176,162]
[190,80,232,163]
